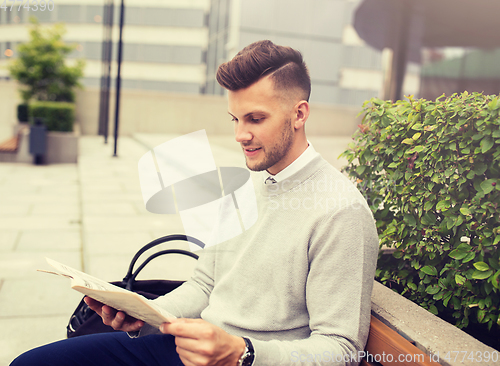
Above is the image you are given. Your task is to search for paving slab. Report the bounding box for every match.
[0,277,82,317]
[0,203,31,216]
[0,231,19,252]
[0,252,81,280]
[83,230,155,256]
[0,316,70,366]
[16,229,81,252]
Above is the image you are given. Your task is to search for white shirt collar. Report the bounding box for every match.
[263,141,319,184]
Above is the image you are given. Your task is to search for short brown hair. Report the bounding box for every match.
[216,40,311,101]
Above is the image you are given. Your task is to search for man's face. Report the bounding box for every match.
[227,76,297,175]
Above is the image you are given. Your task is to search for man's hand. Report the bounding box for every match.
[160,318,246,366]
[84,297,144,332]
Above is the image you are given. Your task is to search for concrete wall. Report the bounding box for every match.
[0,80,22,143]
[0,80,361,140]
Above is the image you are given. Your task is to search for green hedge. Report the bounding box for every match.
[17,103,29,122]
[341,92,500,331]
[29,101,75,132]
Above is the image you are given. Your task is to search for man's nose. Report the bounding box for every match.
[235,123,252,143]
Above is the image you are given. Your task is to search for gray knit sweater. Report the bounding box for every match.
[153,155,379,366]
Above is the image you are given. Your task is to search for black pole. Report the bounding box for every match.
[97,2,108,139]
[103,0,114,143]
[98,0,114,144]
[113,0,125,157]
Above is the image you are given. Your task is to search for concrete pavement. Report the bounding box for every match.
[0,133,351,365]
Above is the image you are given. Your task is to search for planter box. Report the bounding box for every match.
[45,128,79,164]
[13,123,79,164]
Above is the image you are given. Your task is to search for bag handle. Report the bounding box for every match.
[122,234,204,287]
[125,249,199,290]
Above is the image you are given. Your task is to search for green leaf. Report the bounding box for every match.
[408,282,417,291]
[444,166,455,177]
[480,179,496,194]
[455,274,466,285]
[402,138,414,145]
[403,214,416,226]
[492,270,500,290]
[393,250,404,259]
[488,97,500,110]
[474,163,488,175]
[460,207,471,215]
[421,212,436,225]
[424,201,434,211]
[446,217,456,230]
[421,265,438,276]
[481,137,494,154]
[356,165,367,175]
[473,262,490,271]
[428,304,438,315]
[471,269,493,280]
[443,292,453,307]
[426,284,440,294]
[477,309,487,323]
[462,252,476,263]
[494,235,500,245]
[436,200,450,211]
[449,249,468,260]
[412,132,421,140]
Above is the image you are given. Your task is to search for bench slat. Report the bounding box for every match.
[0,136,20,153]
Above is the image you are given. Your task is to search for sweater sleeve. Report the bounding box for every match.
[250,203,379,366]
[150,247,215,319]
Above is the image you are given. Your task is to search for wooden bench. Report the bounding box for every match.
[361,315,442,366]
[0,134,20,153]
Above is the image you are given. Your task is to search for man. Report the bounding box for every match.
[11,40,378,366]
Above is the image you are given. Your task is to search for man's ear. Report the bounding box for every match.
[293,100,310,130]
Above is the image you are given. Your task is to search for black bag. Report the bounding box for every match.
[67,234,204,338]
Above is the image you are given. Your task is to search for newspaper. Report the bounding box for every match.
[38,258,176,329]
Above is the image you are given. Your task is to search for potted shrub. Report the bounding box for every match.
[8,18,85,163]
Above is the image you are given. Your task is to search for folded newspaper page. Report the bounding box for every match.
[39,258,176,329]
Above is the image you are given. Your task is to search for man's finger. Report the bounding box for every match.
[176,346,206,366]
[161,319,212,339]
[84,297,104,315]
[174,336,205,353]
[111,311,125,329]
[101,305,117,326]
[123,319,145,332]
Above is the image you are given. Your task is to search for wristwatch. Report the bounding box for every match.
[237,337,255,366]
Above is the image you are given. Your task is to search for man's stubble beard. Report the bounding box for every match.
[245,118,294,172]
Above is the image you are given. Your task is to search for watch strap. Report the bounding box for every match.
[238,337,255,366]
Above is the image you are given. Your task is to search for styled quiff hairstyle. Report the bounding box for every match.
[216,40,311,101]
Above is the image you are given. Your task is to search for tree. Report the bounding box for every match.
[8,18,85,103]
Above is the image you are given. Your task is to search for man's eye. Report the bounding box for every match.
[251,118,261,123]
[231,117,238,122]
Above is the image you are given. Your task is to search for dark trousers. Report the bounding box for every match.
[10,332,184,366]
